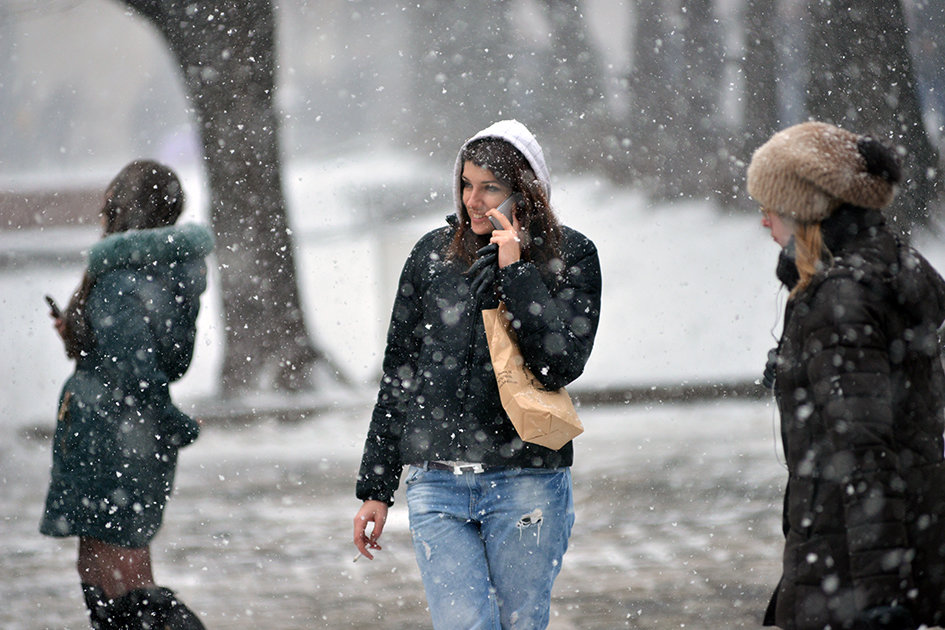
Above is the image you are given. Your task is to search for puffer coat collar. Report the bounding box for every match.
[785,205,945,330]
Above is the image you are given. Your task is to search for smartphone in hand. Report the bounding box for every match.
[488,193,522,230]
[45,295,61,319]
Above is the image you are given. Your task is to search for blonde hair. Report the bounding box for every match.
[790,222,830,298]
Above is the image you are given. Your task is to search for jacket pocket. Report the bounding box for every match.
[403,465,426,486]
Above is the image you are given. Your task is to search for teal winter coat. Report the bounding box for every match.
[40,224,213,548]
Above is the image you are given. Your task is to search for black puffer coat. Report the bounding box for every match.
[356,219,601,505]
[766,205,945,629]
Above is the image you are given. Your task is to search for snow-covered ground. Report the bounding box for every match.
[3,155,945,628]
[5,399,786,629]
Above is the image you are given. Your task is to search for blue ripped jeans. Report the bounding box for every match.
[404,465,574,630]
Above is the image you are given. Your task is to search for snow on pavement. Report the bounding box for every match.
[3,398,785,629]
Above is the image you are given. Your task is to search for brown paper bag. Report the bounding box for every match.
[482,303,583,450]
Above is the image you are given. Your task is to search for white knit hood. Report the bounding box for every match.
[452,119,551,216]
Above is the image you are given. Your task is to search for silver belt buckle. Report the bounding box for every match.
[454,463,484,475]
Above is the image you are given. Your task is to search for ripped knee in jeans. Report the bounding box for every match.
[516,508,544,543]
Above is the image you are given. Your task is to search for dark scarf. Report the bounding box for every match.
[774,204,885,291]
[775,239,799,291]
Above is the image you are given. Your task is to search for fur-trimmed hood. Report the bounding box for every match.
[88,223,215,279]
[747,121,900,222]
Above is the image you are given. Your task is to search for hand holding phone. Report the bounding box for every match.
[488,193,522,230]
[45,295,62,319]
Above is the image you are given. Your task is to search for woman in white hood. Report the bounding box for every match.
[353,120,602,628]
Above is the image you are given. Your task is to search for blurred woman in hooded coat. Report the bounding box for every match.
[40,160,213,629]
[748,122,945,630]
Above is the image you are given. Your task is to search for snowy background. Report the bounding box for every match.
[4,163,945,628]
[2,156,820,424]
[3,0,945,626]
[6,156,945,419]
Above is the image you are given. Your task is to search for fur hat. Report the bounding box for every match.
[746,121,901,222]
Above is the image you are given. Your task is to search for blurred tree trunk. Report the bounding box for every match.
[731,0,781,208]
[0,3,18,162]
[806,0,941,226]
[120,0,339,395]
[907,0,945,124]
[624,0,725,201]
[625,0,676,192]
[403,0,514,162]
[673,0,725,199]
[741,0,780,156]
[534,0,611,169]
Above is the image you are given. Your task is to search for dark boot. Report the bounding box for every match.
[82,583,122,630]
[159,588,205,630]
[113,586,205,630]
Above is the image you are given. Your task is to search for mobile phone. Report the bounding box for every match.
[45,295,61,318]
[488,193,522,230]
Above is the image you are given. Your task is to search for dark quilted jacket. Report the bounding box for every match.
[356,219,601,505]
[766,206,945,629]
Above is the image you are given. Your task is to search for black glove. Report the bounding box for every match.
[465,243,498,300]
[857,605,916,630]
[761,347,778,390]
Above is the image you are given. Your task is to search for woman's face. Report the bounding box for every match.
[462,161,513,236]
[761,210,794,247]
